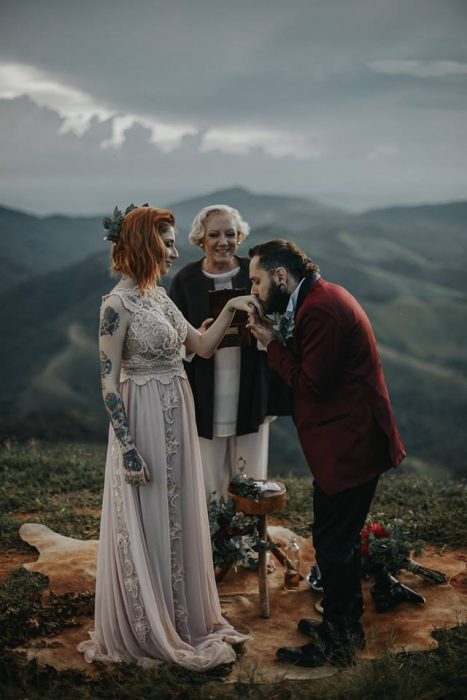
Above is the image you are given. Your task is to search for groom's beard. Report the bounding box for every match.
[262,279,291,314]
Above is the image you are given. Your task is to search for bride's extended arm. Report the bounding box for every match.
[184,294,259,358]
[99,295,150,486]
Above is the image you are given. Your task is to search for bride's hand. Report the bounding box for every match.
[123,448,150,486]
[226,294,262,315]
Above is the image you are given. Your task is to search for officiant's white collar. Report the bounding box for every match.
[286,277,306,317]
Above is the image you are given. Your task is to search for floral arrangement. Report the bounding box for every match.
[228,473,264,502]
[265,311,295,344]
[103,203,149,242]
[361,519,447,584]
[208,497,260,570]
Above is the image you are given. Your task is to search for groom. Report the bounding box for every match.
[247,240,406,667]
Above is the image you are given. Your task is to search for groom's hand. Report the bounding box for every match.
[247,310,277,347]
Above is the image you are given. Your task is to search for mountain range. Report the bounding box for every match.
[0,187,466,477]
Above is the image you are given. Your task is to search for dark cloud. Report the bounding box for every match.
[1,0,466,121]
[0,0,466,212]
[2,96,466,215]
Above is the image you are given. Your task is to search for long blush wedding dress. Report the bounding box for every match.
[78,286,247,670]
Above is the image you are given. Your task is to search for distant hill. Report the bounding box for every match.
[357,201,467,294]
[0,187,340,292]
[0,189,466,476]
[0,205,103,293]
[359,200,467,259]
[167,186,343,234]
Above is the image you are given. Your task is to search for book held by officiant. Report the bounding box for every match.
[208,288,251,348]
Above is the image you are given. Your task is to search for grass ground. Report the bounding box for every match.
[0,440,466,699]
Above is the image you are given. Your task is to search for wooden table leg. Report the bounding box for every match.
[258,513,270,618]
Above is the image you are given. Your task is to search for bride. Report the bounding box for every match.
[78,204,255,670]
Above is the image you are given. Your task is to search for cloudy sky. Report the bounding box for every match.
[1,0,466,214]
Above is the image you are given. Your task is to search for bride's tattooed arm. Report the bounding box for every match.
[99,296,150,486]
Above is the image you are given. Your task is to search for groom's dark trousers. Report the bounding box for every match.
[313,476,379,629]
[266,275,406,633]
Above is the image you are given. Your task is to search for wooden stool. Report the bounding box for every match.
[228,481,287,618]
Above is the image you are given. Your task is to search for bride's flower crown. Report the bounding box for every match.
[103,203,149,242]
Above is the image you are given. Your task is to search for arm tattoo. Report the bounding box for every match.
[100,306,120,336]
[100,351,112,378]
[104,392,140,467]
[123,448,143,472]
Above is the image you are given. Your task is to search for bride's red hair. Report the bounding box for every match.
[112,207,175,292]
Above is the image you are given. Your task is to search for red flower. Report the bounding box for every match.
[368,523,388,539]
[361,526,370,541]
[360,522,387,558]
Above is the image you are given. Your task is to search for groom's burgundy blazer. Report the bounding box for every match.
[267,276,406,495]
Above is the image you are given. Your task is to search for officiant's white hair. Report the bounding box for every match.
[189,204,250,246]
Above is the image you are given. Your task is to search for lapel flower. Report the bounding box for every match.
[266,311,295,345]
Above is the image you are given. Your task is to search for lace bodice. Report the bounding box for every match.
[106,286,188,384]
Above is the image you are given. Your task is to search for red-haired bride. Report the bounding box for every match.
[78,205,253,670]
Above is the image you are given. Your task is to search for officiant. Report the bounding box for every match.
[170,204,286,499]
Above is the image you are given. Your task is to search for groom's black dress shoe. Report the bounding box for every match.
[277,630,360,668]
[276,641,327,667]
[297,619,365,651]
[297,618,326,638]
[371,574,426,613]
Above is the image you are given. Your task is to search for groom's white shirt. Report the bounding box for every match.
[285,276,306,319]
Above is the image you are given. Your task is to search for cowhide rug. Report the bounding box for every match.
[9,522,466,682]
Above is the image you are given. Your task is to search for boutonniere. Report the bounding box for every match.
[266,312,295,345]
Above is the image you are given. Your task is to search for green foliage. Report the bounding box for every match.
[362,519,424,574]
[278,475,314,536]
[103,203,149,242]
[229,474,265,501]
[208,497,259,570]
[280,469,467,548]
[0,440,105,501]
[370,470,467,547]
[0,440,104,552]
[0,568,94,649]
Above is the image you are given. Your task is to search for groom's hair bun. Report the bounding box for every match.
[248,239,319,280]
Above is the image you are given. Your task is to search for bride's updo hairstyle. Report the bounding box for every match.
[112,207,176,292]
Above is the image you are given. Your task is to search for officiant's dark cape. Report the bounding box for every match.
[170,257,291,439]
[267,276,406,494]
